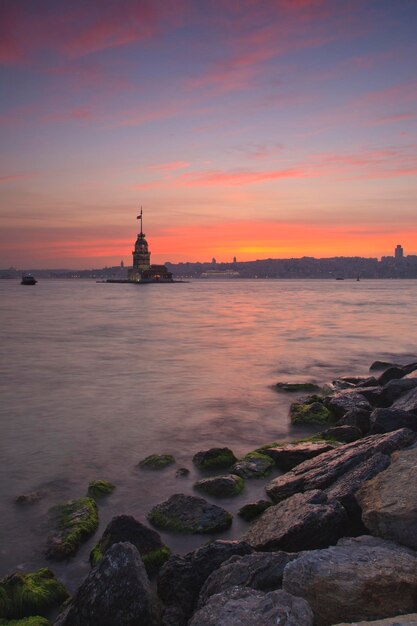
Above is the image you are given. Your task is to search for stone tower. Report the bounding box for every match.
[129,208,151,282]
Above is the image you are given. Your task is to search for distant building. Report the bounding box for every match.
[233,256,237,264]
[120,260,124,268]
[395,244,404,260]
[128,209,173,283]
[212,257,217,265]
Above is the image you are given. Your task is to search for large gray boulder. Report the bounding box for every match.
[324,392,372,418]
[333,616,417,626]
[282,535,417,626]
[262,441,335,471]
[381,378,417,404]
[147,493,232,534]
[392,387,417,413]
[325,452,390,532]
[243,489,347,552]
[54,542,153,626]
[369,408,417,434]
[157,540,252,623]
[198,552,298,607]
[376,367,406,386]
[356,444,417,549]
[320,425,362,442]
[336,407,371,434]
[266,429,417,503]
[189,587,314,626]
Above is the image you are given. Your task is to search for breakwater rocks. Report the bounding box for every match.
[3,358,417,625]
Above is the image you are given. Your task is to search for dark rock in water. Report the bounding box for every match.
[369,408,417,434]
[403,362,417,375]
[231,452,274,478]
[157,540,252,621]
[262,441,335,471]
[238,500,272,521]
[350,386,386,406]
[265,429,417,503]
[324,392,372,418]
[87,480,115,499]
[377,366,406,386]
[54,542,153,626]
[138,454,175,469]
[0,568,68,620]
[336,408,371,435]
[290,397,333,425]
[15,491,43,505]
[147,493,232,534]
[325,452,390,533]
[192,448,237,471]
[282,535,417,626]
[244,489,347,552]
[194,474,244,498]
[381,378,417,404]
[333,615,417,625]
[197,552,298,607]
[45,497,98,560]
[320,425,362,443]
[189,587,314,626]
[275,382,321,393]
[370,360,398,371]
[175,467,190,478]
[355,376,379,388]
[90,514,170,575]
[392,387,417,413]
[357,444,417,549]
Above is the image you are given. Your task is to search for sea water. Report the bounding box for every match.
[1,278,416,590]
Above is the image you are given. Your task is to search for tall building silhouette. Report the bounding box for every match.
[395,244,404,260]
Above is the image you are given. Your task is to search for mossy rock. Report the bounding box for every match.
[138,454,175,470]
[231,451,274,479]
[89,514,170,576]
[193,474,245,498]
[290,397,333,425]
[45,497,99,560]
[275,382,321,393]
[192,448,237,471]
[148,493,233,534]
[0,618,51,626]
[0,568,68,620]
[87,480,115,499]
[238,500,272,521]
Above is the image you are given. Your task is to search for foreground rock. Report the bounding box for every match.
[244,489,347,552]
[333,616,417,626]
[45,497,98,560]
[0,618,51,626]
[282,535,417,626]
[90,514,170,574]
[357,444,417,549]
[369,408,417,434]
[392,387,417,413]
[157,540,252,624]
[262,441,335,471]
[54,542,153,626]
[194,474,244,497]
[192,448,237,470]
[198,552,298,606]
[189,587,314,626]
[381,377,417,404]
[231,452,274,478]
[320,425,362,442]
[0,568,68,620]
[336,407,371,434]
[266,429,417,503]
[289,396,332,425]
[238,500,272,521]
[138,454,175,469]
[148,494,232,534]
[324,392,372,418]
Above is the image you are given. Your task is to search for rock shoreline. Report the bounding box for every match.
[3,358,417,625]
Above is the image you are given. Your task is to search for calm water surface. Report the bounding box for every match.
[1,278,416,589]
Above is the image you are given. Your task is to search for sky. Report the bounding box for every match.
[1,0,417,268]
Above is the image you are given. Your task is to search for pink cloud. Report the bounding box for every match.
[175,168,309,187]
[45,106,95,123]
[0,172,38,184]
[148,161,191,172]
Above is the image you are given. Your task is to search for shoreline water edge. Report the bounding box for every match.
[2,358,417,625]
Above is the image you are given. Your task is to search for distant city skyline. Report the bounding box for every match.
[1,1,417,268]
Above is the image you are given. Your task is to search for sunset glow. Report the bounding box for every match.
[1,0,416,267]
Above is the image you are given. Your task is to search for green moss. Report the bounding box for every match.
[89,543,103,568]
[290,399,333,425]
[0,618,51,626]
[193,475,245,497]
[147,509,188,533]
[192,448,237,470]
[46,497,99,560]
[138,454,175,469]
[87,480,115,499]
[0,569,68,620]
[275,382,321,393]
[141,546,171,575]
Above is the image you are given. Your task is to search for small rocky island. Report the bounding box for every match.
[3,359,417,625]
